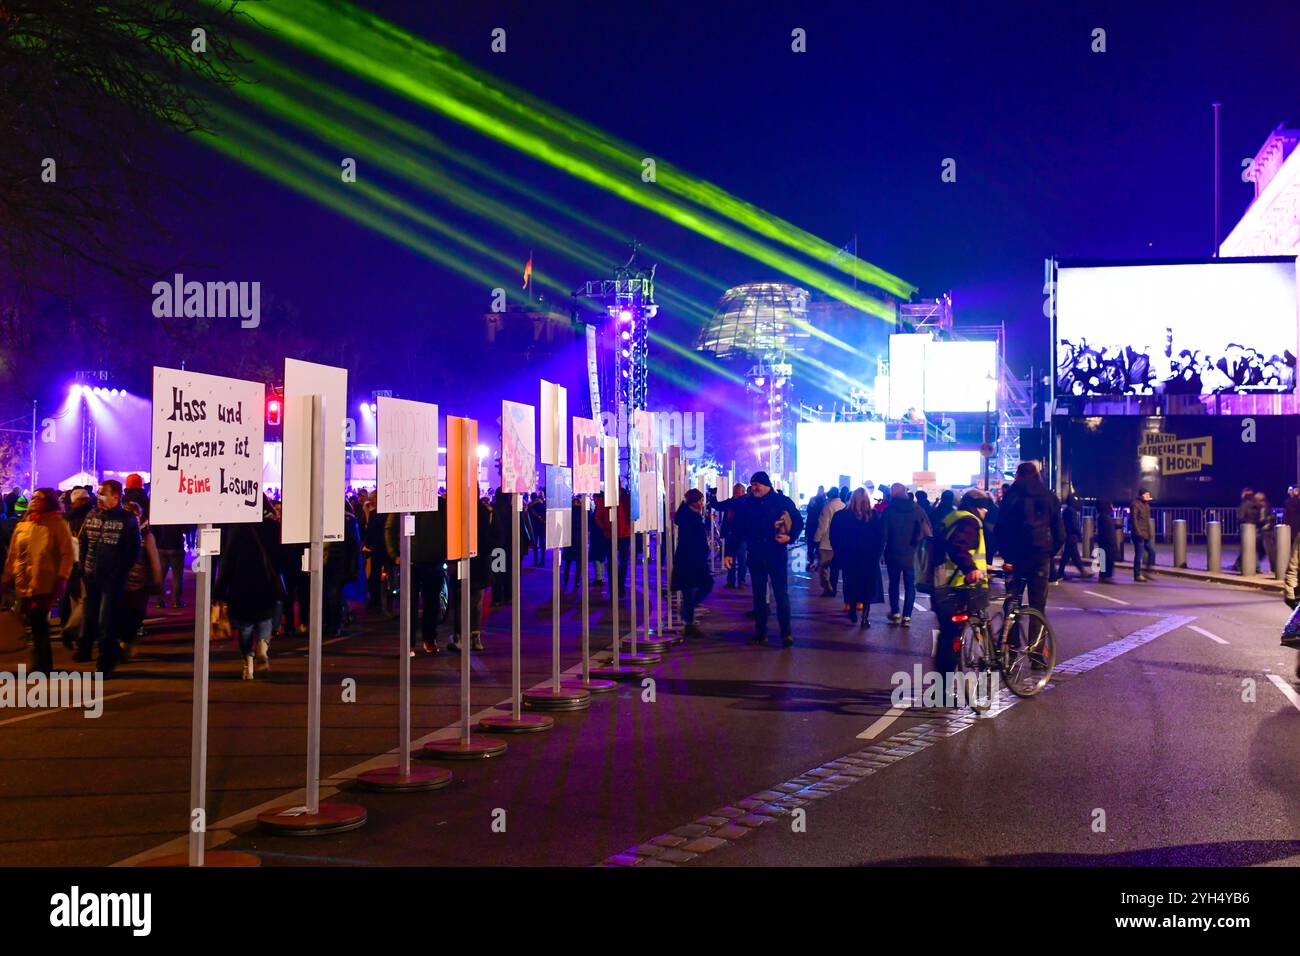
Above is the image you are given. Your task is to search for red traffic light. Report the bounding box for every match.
[267,399,281,426]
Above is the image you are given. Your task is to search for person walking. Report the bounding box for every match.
[1232,486,1257,573]
[1054,495,1092,581]
[60,487,94,649]
[712,483,749,589]
[728,471,803,646]
[997,461,1063,613]
[1096,499,1119,582]
[1,488,73,673]
[881,482,929,627]
[1255,491,1277,574]
[595,488,632,594]
[830,488,884,627]
[386,498,448,654]
[153,520,190,609]
[672,489,713,638]
[1130,487,1156,581]
[527,493,546,567]
[118,500,161,659]
[805,487,826,575]
[814,487,844,596]
[74,480,141,675]
[215,517,286,679]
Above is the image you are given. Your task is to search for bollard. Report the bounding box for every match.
[1115,527,1126,563]
[1172,519,1188,568]
[1241,522,1257,576]
[1082,515,1094,557]
[1276,523,1291,583]
[1206,520,1221,575]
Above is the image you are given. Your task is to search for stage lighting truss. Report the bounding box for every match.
[747,360,793,475]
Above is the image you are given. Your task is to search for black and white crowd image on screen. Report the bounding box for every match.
[1054,258,1300,397]
[1057,336,1298,396]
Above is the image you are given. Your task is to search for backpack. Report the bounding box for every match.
[1008,489,1054,555]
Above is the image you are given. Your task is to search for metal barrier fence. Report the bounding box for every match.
[1080,503,1281,543]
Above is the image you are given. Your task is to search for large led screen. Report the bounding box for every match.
[924,341,998,411]
[1056,258,1299,396]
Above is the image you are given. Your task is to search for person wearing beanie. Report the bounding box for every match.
[727,471,803,647]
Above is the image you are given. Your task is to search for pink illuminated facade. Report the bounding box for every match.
[1220,125,1300,257]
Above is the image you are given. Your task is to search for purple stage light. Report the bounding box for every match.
[618,309,632,322]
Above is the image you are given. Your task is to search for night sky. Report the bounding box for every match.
[19,0,1300,421]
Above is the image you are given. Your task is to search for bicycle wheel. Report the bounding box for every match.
[1003,607,1056,698]
[958,621,995,712]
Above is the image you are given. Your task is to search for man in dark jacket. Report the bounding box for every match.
[1130,487,1156,581]
[881,483,930,626]
[727,471,803,646]
[805,487,825,575]
[1232,486,1257,572]
[386,499,448,653]
[996,461,1063,613]
[74,479,142,673]
[1053,495,1092,581]
[153,521,191,608]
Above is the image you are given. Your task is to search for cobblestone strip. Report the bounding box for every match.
[601,614,1191,866]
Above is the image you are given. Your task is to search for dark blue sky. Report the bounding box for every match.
[157,0,1300,408]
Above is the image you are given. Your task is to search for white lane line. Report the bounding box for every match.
[1266,673,1300,712]
[1187,624,1229,645]
[0,692,133,727]
[857,708,906,740]
[1084,589,1130,606]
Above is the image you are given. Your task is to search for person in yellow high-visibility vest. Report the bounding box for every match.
[933,489,994,703]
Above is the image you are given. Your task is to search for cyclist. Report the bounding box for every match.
[932,488,993,705]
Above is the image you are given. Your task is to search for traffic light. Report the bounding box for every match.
[267,398,281,427]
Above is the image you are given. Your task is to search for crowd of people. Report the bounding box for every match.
[1057,337,1297,396]
[7,460,1300,688]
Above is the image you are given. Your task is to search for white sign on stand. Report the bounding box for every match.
[282,358,347,543]
[149,367,265,526]
[376,397,439,514]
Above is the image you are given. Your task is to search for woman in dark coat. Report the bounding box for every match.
[671,489,713,638]
[829,488,884,628]
[215,519,286,680]
[1096,499,1118,581]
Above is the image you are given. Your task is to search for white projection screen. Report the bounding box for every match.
[1056,257,1300,396]
[924,341,998,411]
[927,449,983,487]
[889,333,997,413]
[887,333,929,418]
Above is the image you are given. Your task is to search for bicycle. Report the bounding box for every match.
[949,565,1057,712]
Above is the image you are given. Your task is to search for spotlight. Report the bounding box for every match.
[774,378,786,388]
[70,384,81,397]
[621,348,630,358]
[620,330,631,341]
[476,444,489,459]
[753,377,765,387]
[359,401,370,413]
[370,403,377,413]
[618,309,632,322]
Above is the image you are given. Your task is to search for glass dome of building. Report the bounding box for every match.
[696,282,811,359]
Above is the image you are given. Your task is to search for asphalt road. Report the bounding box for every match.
[1,556,1296,867]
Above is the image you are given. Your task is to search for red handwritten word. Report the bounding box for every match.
[178,470,211,495]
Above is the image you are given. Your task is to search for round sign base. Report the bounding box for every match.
[623,637,672,653]
[565,677,618,694]
[478,712,555,734]
[523,686,591,711]
[137,850,261,868]
[257,802,367,836]
[356,765,453,792]
[421,735,508,760]
[589,664,645,681]
[615,650,661,666]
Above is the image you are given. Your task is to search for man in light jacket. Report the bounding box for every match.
[815,487,844,597]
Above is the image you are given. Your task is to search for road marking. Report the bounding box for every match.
[1266,673,1300,712]
[0,692,133,727]
[1084,589,1130,606]
[1187,624,1229,645]
[607,613,1196,866]
[857,708,906,739]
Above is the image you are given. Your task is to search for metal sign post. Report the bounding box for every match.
[565,494,616,693]
[426,419,507,758]
[481,493,555,732]
[260,393,366,834]
[358,512,453,789]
